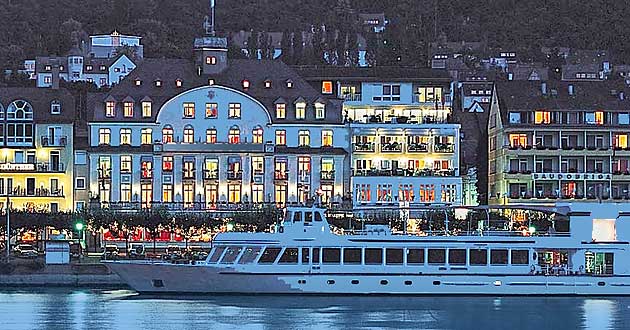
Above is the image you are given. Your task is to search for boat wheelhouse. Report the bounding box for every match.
[107,203,630,295]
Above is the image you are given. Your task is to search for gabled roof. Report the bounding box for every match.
[0,87,76,124]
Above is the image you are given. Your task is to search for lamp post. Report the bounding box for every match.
[5,191,9,261]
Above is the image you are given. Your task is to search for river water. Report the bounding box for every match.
[0,288,629,330]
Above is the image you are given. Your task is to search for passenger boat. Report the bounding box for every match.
[106,203,630,295]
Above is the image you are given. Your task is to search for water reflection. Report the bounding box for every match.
[0,289,629,330]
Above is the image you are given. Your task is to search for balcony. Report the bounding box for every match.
[141,169,153,180]
[227,171,243,180]
[343,93,362,102]
[182,170,195,180]
[407,143,429,153]
[0,162,65,173]
[413,94,452,105]
[353,168,456,177]
[204,169,219,180]
[351,114,451,125]
[274,170,289,180]
[353,142,375,152]
[98,168,111,179]
[380,142,403,153]
[40,136,68,147]
[434,143,454,153]
[320,170,335,181]
[6,186,65,198]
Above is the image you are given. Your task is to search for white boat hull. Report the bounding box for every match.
[106,262,630,295]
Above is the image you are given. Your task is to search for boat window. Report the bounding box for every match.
[448,249,466,265]
[293,211,302,223]
[385,248,403,265]
[315,212,323,222]
[406,249,424,265]
[490,249,508,265]
[322,248,341,264]
[278,248,299,264]
[364,248,383,265]
[220,246,242,264]
[343,248,361,264]
[469,249,487,265]
[313,248,320,263]
[511,250,529,265]
[428,249,446,264]
[208,246,226,263]
[301,247,310,264]
[258,247,282,264]
[238,247,262,264]
[305,212,313,223]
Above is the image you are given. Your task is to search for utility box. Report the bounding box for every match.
[45,240,70,264]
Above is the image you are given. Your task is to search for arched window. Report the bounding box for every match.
[141,128,152,145]
[298,130,310,147]
[7,100,33,120]
[162,125,174,143]
[228,126,240,144]
[6,100,33,146]
[252,126,264,144]
[183,125,194,144]
[206,128,217,144]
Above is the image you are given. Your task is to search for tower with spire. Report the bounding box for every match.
[194,0,228,75]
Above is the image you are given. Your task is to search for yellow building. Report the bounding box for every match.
[0,88,75,212]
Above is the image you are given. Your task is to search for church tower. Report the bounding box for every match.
[194,0,228,75]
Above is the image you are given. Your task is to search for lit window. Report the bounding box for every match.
[322,130,333,147]
[162,156,174,172]
[276,103,286,119]
[50,100,61,114]
[86,65,93,71]
[228,126,240,144]
[134,79,142,86]
[595,111,604,125]
[205,103,218,118]
[321,81,333,94]
[264,80,272,88]
[105,101,115,117]
[123,101,134,117]
[614,134,628,148]
[98,128,111,145]
[141,128,152,145]
[206,56,217,65]
[45,65,52,71]
[142,101,152,117]
[120,155,132,173]
[155,80,162,87]
[275,130,286,145]
[176,79,183,87]
[286,80,293,88]
[534,110,551,124]
[252,126,264,144]
[99,65,106,71]
[120,128,132,145]
[295,102,306,119]
[183,125,194,144]
[162,126,174,143]
[183,102,195,118]
[44,76,52,84]
[229,103,241,119]
[59,65,64,71]
[206,129,217,143]
[208,79,215,85]
[242,80,250,89]
[509,134,528,148]
[298,130,310,147]
[417,87,442,102]
[315,102,325,119]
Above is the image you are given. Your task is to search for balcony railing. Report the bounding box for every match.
[353,142,375,152]
[141,169,153,180]
[351,114,451,125]
[6,186,65,198]
[343,93,362,102]
[182,170,196,180]
[204,169,219,180]
[380,142,403,153]
[40,136,68,147]
[434,143,455,153]
[320,170,335,180]
[227,171,243,180]
[0,162,65,173]
[353,168,456,177]
[407,143,429,153]
[98,168,111,179]
[274,170,289,180]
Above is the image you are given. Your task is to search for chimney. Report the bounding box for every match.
[541,82,547,95]
[50,58,60,90]
[568,84,574,96]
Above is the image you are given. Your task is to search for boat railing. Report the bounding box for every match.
[341,229,571,237]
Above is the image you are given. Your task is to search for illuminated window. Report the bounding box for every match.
[276,103,286,119]
[534,110,551,124]
[183,125,194,144]
[242,80,250,89]
[120,183,131,202]
[175,79,183,87]
[417,87,442,102]
[120,128,132,145]
[286,80,293,88]
[595,111,604,125]
[134,79,141,86]
[275,130,286,145]
[322,130,333,147]
[162,156,173,172]
[315,102,325,119]
[86,65,93,71]
[155,80,162,87]
[355,184,371,202]
[228,126,240,144]
[141,158,153,179]
[252,156,264,174]
[321,81,333,94]
[298,156,311,175]
[252,126,264,144]
[229,103,241,118]
[205,103,218,118]
[208,79,215,85]
[298,130,310,147]
[264,80,272,88]
[377,184,393,202]
[120,155,132,173]
[295,102,306,119]
[105,101,115,117]
[399,184,414,202]
[142,101,152,117]
[162,184,173,202]
[141,128,152,145]
[419,184,436,202]
[183,102,195,118]
[206,56,217,65]
[614,134,628,148]
[98,128,110,145]
[123,101,134,117]
[441,184,457,203]
[206,128,217,143]
[509,134,528,148]
[162,125,174,143]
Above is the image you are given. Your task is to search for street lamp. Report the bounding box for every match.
[5,191,9,261]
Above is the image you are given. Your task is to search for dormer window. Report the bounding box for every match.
[155,80,162,87]
[295,101,306,119]
[86,65,93,71]
[264,80,272,88]
[206,56,217,65]
[59,65,64,71]
[321,81,333,94]
[50,100,61,115]
[286,80,294,88]
[134,79,142,86]
[175,79,183,87]
[105,101,115,117]
[100,65,106,71]
[123,101,134,117]
[208,79,215,85]
[315,102,326,119]
[45,65,52,71]
[242,80,250,89]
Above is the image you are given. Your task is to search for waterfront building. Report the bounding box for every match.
[296,66,464,210]
[88,31,144,59]
[0,87,75,211]
[488,80,630,204]
[82,34,347,210]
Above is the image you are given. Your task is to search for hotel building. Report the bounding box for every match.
[296,67,463,210]
[488,80,630,204]
[0,88,75,211]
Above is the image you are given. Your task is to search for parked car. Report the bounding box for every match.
[161,245,183,261]
[101,245,119,260]
[186,246,209,261]
[13,244,38,259]
[128,243,146,260]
